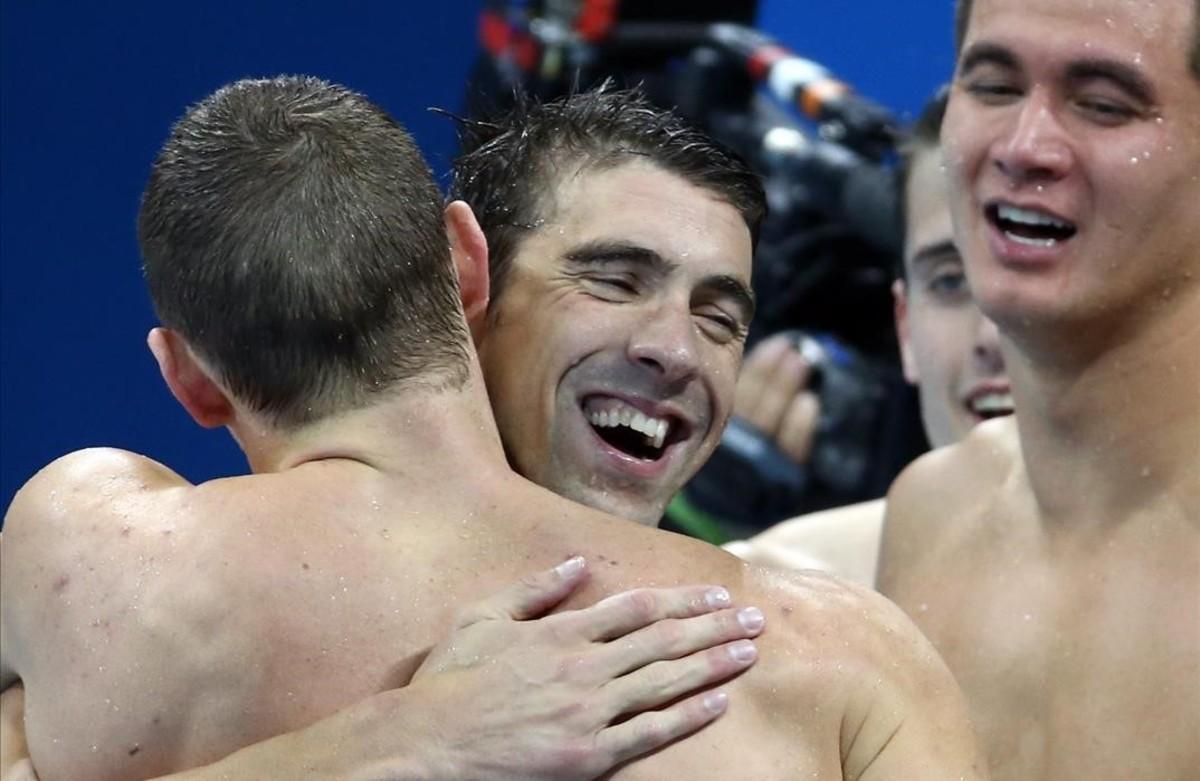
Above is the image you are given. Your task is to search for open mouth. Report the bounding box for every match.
[987,203,1077,247]
[967,390,1014,421]
[583,397,685,461]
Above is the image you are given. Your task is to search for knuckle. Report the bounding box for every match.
[649,617,684,651]
[630,716,666,752]
[624,588,659,623]
[517,571,548,594]
[551,652,589,682]
[551,738,597,775]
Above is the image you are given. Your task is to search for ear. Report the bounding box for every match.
[892,279,920,385]
[445,200,491,340]
[147,327,234,429]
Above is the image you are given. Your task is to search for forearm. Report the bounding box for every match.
[3,683,443,781]
[157,688,444,781]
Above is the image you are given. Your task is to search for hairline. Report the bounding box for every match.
[954,0,1200,81]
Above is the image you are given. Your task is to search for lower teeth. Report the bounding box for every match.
[1006,231,1057,247]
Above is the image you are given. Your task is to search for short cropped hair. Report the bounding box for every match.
[449,85,766,302]
[140,76,468,429]
[893,88,949,280]
[955,0,1200,80]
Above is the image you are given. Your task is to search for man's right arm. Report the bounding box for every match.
[3,555,763,781]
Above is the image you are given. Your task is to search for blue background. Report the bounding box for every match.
[0,1,956,513]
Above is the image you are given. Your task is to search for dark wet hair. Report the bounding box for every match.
[449,84,766,302]
[140,75,468,429]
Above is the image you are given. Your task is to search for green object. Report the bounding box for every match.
[665,493,731,545]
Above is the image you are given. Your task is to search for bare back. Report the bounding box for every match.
[3,447,981,781]
[879,418,1200,780]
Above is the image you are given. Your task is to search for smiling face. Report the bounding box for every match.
[897,147,1010,449]
[474,159,755,525]
[943,0,1200,337]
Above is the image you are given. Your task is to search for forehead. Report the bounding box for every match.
[962,0,1195,76]
[532,159,754,281]
[904,150,954,257]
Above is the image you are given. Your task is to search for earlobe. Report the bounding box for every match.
[444,200,491,337]
[892,279,920,385]
[147,327,234,429]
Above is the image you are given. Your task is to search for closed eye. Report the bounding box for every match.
[1074,96,1138,125]
[695,308,743,343]
[963,80,1022,103]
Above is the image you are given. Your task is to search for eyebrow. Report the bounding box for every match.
[959,42,1157,105]
[564,239,757,322]
[958,42,1020,76]
[907,239,961,272]
[1065,59,1156,105]
[564,240,664,269]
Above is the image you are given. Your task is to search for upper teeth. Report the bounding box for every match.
[970,392,1014,414]
[587,401,670,450]
[997,205,1070,230]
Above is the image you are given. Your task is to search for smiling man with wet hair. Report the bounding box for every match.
[879,1,1200,778]
[452,86,764,526]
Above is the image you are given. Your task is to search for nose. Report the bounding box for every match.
[973,313,1005,375]
[993,88,1073,187]
[627,302,701,387]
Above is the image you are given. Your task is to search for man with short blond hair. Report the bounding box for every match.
[2,78,984,780]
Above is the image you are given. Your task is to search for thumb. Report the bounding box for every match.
[456,556,589,626]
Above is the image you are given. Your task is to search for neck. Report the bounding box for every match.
[229,364,509,481]
[1004,290,1200,527]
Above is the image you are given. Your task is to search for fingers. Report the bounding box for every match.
[774,390,820,463]
[599,605,765,679]
[603,636,759,723]
[560,584,734,642]
[598,686,733,768]
[454,556,589,627]
[735,336,813,439]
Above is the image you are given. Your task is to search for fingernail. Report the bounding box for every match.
[705,587,731,609]
[729,639,757,663]
[555,556,585,578]
[703,691,728,714]
[737,607,764,632]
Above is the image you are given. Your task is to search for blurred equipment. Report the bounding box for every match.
[467,1,923,537]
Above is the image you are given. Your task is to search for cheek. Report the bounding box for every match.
[910,310,967,386]
[705,348,743,410]
[940,108,981,194]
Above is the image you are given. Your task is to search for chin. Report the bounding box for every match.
[572,485,663,526]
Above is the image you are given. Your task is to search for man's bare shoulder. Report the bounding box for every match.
[734,563,983,779]
[1,449,291,778]
[2,447,190,572]
[880,418,1019,566]
[726,499,884,584]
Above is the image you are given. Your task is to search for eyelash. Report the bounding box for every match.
[584,274,743,340]
[927,268,969,300]
[964,79,1141,124]
[964,81,1021,101]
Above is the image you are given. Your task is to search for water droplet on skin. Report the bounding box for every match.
[1140,466,1152,478]
[1129,156,1140,165]
[1023,613,1033,621]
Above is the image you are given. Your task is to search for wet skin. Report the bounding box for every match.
[476,159,755,525]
